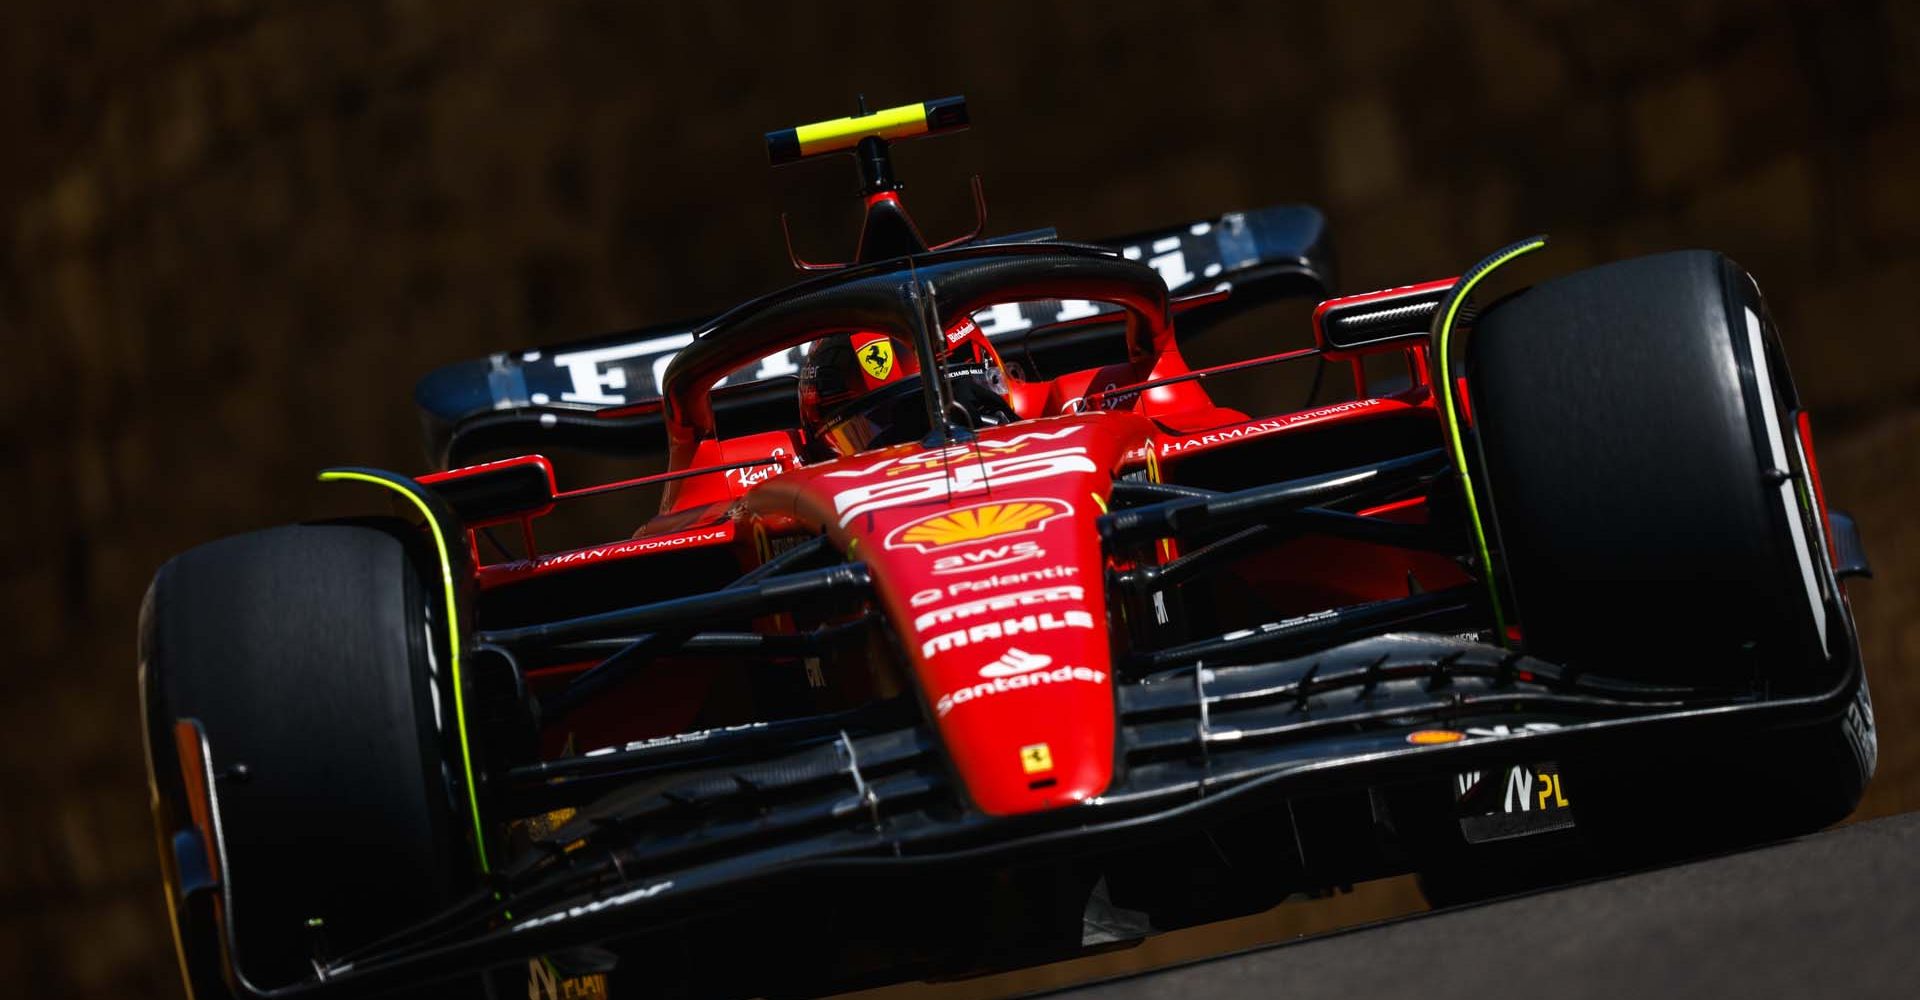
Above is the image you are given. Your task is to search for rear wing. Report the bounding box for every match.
[415,204,1333,468]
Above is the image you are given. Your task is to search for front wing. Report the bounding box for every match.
[161,620,1872,998]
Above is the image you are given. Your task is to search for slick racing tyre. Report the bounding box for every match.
[141,522,469,990]
[1467,249,1836,684]
[1414,251,1872,907]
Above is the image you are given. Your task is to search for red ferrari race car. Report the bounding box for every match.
[141,97,1878,999]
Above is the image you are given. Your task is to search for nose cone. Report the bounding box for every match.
[878,492,1120,815]
[924,637,1116,812]
[769,415,1148,816]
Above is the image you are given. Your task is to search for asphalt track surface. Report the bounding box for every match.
[1048,811,1920,1000]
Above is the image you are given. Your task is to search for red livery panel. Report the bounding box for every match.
[750,413,1156,813]
[476,522,738,589]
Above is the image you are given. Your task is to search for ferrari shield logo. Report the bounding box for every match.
[1020,743,1053,774]
[858,339,895,380]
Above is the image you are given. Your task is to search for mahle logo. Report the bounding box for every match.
[885,498,1071,553]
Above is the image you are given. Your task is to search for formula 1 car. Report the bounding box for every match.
[142,96,1878,1000]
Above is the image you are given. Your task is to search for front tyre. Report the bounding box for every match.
[1468,250,1835,682]
[1413,251,1872,906]
[141,522,471,991]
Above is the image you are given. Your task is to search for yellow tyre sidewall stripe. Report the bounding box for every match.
[319,470,491,874]
[1435,238,1548,647]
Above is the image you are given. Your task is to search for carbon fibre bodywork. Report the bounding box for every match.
[152,619,1873,998]
[143,98,1877,1000]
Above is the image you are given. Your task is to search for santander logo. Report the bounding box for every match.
[931,541,1045,575]
[934,653,1108,718]
[978,647,1052,678]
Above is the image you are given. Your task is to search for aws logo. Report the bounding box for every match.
[884,498,1072,553]
[931,541,1046,575]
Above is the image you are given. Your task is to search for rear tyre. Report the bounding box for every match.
[141,522,470,990]
[1417,251,1872,906]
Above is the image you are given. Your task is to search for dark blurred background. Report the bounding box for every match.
[5,1,1920,996]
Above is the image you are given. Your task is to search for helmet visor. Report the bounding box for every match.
[812,365,1014,458]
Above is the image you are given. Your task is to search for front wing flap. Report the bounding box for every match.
[172,622,1868,998]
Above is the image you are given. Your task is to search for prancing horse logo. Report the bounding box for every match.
[859,340,895,380]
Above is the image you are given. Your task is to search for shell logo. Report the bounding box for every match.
[884,498,1072,553]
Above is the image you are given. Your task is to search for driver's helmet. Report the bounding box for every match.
[798,317,1017,460]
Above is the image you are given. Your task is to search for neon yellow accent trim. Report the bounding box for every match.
[1138,441,1179,561]
[794,102,929,156]
[1435,239,1547,647]
[319,470,490,874]
[1090,492,1108,514]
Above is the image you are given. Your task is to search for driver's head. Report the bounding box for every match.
[798,319,1016,460]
